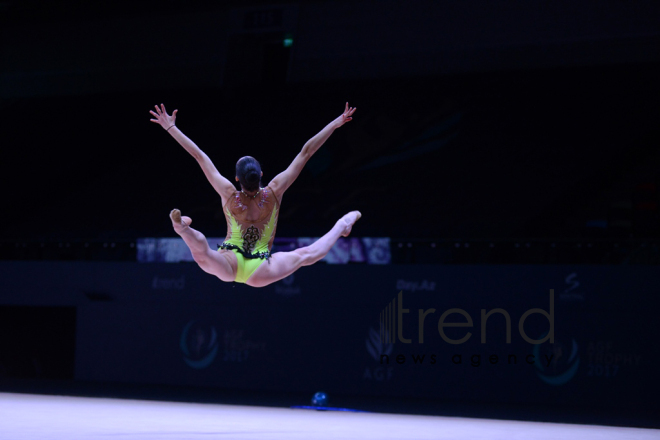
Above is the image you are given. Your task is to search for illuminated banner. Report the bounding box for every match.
[136,237,391,264]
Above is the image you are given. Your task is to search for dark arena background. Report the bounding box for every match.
[1,1,659,439]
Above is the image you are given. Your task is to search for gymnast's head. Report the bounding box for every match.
[235,156,263,192]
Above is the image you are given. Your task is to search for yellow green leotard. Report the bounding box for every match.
[218,186,279,283]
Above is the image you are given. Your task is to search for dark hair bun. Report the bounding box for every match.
[236,156,262,191]
[245,169,260,184]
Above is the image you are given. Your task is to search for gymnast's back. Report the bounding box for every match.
[221,186,280,255]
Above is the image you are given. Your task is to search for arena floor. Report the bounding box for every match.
[0,392,657,440]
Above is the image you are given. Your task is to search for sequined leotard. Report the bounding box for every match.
[217,186,279,283]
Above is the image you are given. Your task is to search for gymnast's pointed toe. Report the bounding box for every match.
[340,210,362,237]
[170,209,192,232]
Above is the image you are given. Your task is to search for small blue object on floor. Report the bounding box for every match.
[289,391,368,412]
[290,405,369,413]
[311,392,328,406]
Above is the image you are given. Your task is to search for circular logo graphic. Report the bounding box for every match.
[180,320,219,369]
[282,274,295,286]
[533,332,580,386]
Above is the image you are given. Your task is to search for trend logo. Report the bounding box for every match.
[180,320,219,369]
[366,326,394,362]
[533,332,580,386]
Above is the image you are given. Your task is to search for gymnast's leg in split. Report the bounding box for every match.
[169,209,236,283]
[169,208,361,288]
[244,210,361,288]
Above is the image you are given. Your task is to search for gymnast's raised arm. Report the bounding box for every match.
[268,102,356,202]
[150,104,236,205]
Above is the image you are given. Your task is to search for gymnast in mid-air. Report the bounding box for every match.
[149,102,361,288]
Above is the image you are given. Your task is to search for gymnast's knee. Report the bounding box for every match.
[193,250,219,273]
[191,252,208,266]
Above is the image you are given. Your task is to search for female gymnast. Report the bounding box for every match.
[149,103,361,288]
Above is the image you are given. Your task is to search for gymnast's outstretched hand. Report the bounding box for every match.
[149,103,178,130]
[333,102,356,127]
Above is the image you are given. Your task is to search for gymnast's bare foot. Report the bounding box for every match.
[170,209,193,234]
[340,211,362,237]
